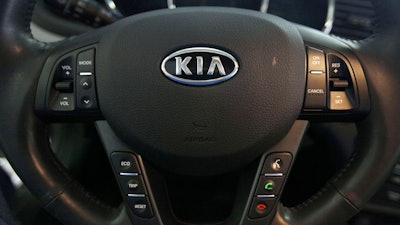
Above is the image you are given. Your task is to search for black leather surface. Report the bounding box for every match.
[272,0,400,224]
[0,1,131,225]
[0,0,399,225]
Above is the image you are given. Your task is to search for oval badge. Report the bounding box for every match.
[161,47,239,86]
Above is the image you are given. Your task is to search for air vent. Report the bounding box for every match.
[331,0,376,40]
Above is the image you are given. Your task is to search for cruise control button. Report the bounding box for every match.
[328,55,351,79]
[262,153,292,175]
[330,80,349,89]
[304,73,326,109]
[111,152,140,174]
[308,47,326,72]
[127,196,154,218]
[329,91,353,110]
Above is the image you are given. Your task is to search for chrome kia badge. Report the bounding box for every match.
[161,47,239,86]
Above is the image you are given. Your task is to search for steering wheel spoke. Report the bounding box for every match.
[96,120,308,225]
[35,35,106,121]
[298,26,370,122]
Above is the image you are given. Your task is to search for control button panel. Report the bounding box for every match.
[110,152,154,219]
[304,47,327,109]
[45,46,99,114]
[76,49,98,110]
[248,152,292,219]
[303,47,359,113]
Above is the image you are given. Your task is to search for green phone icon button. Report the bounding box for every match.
[264,181,275,191]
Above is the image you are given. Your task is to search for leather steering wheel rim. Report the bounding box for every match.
[0,0,399,225]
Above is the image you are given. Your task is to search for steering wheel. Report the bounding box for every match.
[1,0,400,224]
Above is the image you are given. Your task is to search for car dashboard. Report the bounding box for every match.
[35,0,375,41]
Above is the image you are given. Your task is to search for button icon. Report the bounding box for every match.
[52,93,75,111]
[264,181,275,191]
[127,197,154,218]
[262,153,292,174]
[128,179,140,190]
[80,78,92,89]
[272,159,282,171]
[256,203,267,212]
[81,96,93,108]
[248,197,275,219]
[121,160,131,168]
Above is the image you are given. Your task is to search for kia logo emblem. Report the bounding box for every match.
[161,47,239,86]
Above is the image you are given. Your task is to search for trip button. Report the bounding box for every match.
[111,152,141,174]
[127,196,154,218]
[119,175,147,195]
[262,153,292,175]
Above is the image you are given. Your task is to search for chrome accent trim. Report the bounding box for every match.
[260,0,270,13]
[120,172,139,176]
[264,173,283,177]
[323,0,336,34]
[161,47,239,86]
[104,0,123,18]
[196,56,203,75]
[79,72,93,76]
[167,0,176,9]
[128,194,146,198]
[310,71,324,75]
[257,194,276,198]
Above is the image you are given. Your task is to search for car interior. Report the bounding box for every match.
[0,0,399,225]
